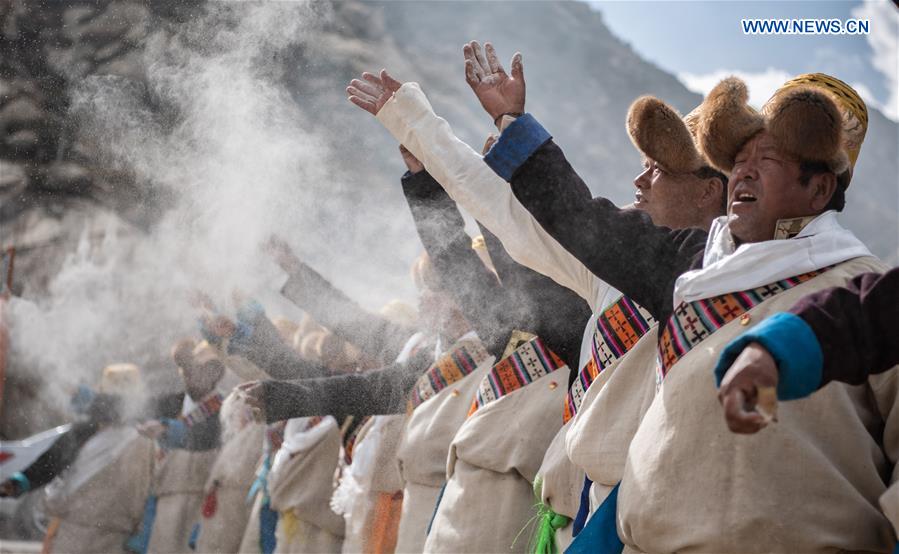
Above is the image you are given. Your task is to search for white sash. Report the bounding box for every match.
[674,211,872,305]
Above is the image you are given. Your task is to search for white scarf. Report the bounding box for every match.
[270,416,338,476]
[673,211,872,305]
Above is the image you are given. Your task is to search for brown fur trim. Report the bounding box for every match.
[696,77,765,172]
[627,96,703,174]
[764,85,846,172]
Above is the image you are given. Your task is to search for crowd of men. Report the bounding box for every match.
[1,39,897,554]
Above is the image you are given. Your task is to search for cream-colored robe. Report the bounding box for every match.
[270,418,344,554]
[238,486,264,554]
[565,327,659,515]
[335,415,407,554]
[394,360,492,553]
[43,426,155,554]
[194,422,266,553]
[534,420,582,551]
[147,446,219,554]
[425,369,568,553]
[618,257,899,553]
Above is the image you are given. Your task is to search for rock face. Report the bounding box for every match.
[1,1,897,438]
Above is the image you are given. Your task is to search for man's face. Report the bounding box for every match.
[633,159,709,229]
[179,362,222,400]
[418,289,466,336]
[728,131,821,243]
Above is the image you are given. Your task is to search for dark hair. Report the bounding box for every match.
[798,161,848,212]
[694,166,729,215]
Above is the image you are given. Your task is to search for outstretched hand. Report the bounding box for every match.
[463,41,525,122]
[237,381,266,422]
[347,70,403,116]
[717,342,779,434]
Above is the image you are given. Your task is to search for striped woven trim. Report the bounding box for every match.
[468,336,566,416]
[407,338,490,411]
[564,296,655,423]
[658,267,829,378]
[342,415,372,464]
[179,393,224,427]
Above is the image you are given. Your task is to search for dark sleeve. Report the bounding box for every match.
[402,170,516,356]
[280,261,414,364]
[153,393,184,419]
[261,350,432,422]
[183,416,221,452]
[793,267,899,387]
[21,421,98,490]
[480,226,591,373]
[228,309,333,380]
[492,122,706,322]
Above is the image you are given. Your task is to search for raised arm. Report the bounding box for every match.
[454,41,707,321]
[243,349,433,423]
[401,160,522,357]
[212,302,334,381]
[347,72,607,308]
[479,225,592,370]
[269,237,415,364]
[496,132,707,322]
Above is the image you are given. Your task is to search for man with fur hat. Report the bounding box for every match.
[438,41,894,553]
[2,364,156,553]
[135,339,230,554]
[346,50,726,550]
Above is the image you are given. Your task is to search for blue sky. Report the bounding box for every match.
[589,0,898,120]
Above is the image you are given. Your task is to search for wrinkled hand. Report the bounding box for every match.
[237,381,266,422]
[463,41,525,122]
[346,70,402,116]
[201,314,237,340]
[399,145,424,174]
[717,342,779,434]
[137,420,166,440]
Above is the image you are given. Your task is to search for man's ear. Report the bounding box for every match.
[807,171,837,212]
[698,175,725,211]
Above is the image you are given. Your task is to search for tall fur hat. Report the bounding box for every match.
[696,73,867,184]
[626,96,708,174]
[99,363,142,395]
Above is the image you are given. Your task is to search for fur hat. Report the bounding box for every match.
[379,299,419,328]
[626,96,708,174]
[696,73,867,184]
[99,363,142,395]
[271,317,300,342]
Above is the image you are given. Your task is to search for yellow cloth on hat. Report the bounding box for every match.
[765,73,868,172]
[99,363,141,395]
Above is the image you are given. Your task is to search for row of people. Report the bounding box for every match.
[3,37,896,554]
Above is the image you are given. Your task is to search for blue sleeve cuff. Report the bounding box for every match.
[10,472,30,493]
[236,300,265,324]
[483,113,552,181]
[160,418,188,449]
[714,312,824,401]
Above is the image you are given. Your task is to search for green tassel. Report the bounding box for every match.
[531,476,571,554]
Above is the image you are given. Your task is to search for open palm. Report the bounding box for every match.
[463,41,525,121]
[346,70,403,116]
